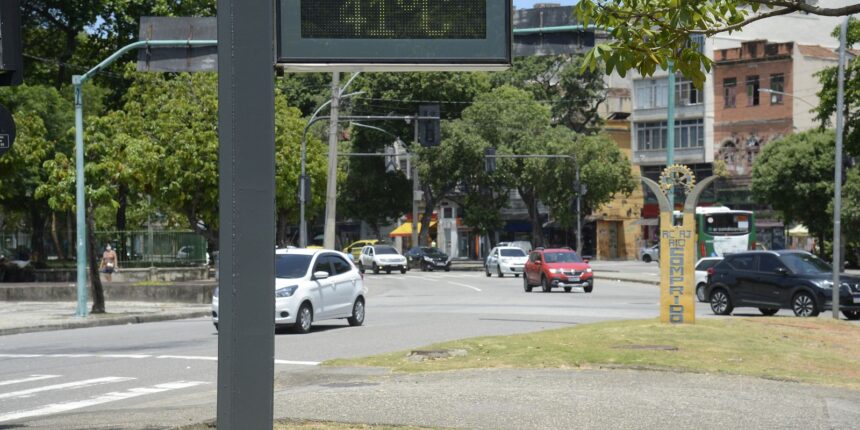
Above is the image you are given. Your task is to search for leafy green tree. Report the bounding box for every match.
[537,127,635,254]
[751,130,860,259]
[461,85,553,246]
[575,0,860,87]
[491,55,607,134]
[815,17,860,156]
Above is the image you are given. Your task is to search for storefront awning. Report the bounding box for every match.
[788,225,809,237]
[389,221,437,237]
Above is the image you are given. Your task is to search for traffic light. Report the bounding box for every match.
[484,147,496,173]
[418,104,440,147]
[0,0,22,86]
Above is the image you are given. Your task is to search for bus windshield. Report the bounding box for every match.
[703,213,751,236]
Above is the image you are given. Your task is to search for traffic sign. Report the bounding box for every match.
[0,103,15,157]
[276,0,512,71]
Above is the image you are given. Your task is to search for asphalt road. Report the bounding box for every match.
[0,269,851,429]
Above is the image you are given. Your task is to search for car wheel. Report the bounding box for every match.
[584,284,593,293]
[373,263,379,275]
[347,298,365,326]
[541,276,551,293]
[564,287,572,293]
[792,291,819,317]
[497,265,504,278]
[422,262,429,272]
[400,268,407,274]
[485,265,491,277]
[710,288,733,316]
[293,303,313,334]
[842,310,860,320]
[758,307,779,316]
[213,322,218,331]
[358,262,365,274]
[523,275,532,292]
[642,254,652,263]
[514,274,519,278]
[386,269,391,274]
[444,265,450,272]
[696,283,707,303]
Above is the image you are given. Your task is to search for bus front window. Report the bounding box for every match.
[704,213,750,236]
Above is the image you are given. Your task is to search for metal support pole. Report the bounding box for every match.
[73,77,87,318]
[667,61,676,210]
[323,72,341,250]
[412,120,420,248]
[833,17,848,320]
[216,0,275,426]
[575,155,582,255]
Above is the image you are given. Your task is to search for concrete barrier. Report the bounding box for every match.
[34,267,209,283]
[0,282,215,304]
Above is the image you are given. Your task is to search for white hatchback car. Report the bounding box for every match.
[212,248,367,334]
[485,246,528,277]
[695,257,723,302]
[358,244,408,274]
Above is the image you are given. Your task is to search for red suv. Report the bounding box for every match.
[523,248,594,293]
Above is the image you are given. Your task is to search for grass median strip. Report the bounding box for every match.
[326,317,860,388]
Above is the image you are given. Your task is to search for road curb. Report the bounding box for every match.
[0,310,211,337]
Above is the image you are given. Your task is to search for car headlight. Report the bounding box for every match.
[423,256,433,262]
[275,285,298,298]
[213,287,219,298]
[586,268,593,273]
[818,280,834,288]
[549,268,561,274]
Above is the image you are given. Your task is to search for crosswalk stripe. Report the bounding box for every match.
[274,359,320,366]
[0,375,61,387]
[0,377,135,400]
[0,381,206,424]
[156,355,217,361]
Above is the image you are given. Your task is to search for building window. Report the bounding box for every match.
[676,78,701,106]
[746,75,760,106]
[723,78,737,108]
[635,119,704,151]
[636,77,701,109]
[769,74,784,105]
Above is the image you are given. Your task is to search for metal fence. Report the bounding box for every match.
[93,230,209,268]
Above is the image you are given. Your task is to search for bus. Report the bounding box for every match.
[692,206,756,258]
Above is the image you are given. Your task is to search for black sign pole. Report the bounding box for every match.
[216,0,275,428]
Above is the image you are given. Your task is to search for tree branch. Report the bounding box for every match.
[746,0,860,17]
[691,6,799,35]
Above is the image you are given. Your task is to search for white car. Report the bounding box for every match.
[695,257,723,302]
[358,244,408,274]
[485,246,528,277]
[639,244,659,263]
[212,248,367,334]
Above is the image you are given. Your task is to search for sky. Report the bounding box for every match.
[514,0,575,8]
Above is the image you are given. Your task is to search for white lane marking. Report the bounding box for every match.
[0,377,135,400]
[0,381,207,424]
[447,281,482,292]
[100,354,152,359]
[0,375,61,387]
[274,359,321,366]
[156,355,217,361]
[0,353,318,366]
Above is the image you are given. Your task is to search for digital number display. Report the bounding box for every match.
[301,0,487,39]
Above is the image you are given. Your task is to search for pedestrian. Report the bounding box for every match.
[100,244,119,282]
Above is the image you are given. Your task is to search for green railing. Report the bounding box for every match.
[94,230,209,268]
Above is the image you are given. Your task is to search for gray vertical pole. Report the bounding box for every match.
[575,156,582,255]
[324,73,341,250]
[73,77,88,318]
[667,61,676,210]
[832,17,848,320]
[216,0,275,427]
[412,120,420,248]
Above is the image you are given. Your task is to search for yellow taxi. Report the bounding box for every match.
[343,239,380,261]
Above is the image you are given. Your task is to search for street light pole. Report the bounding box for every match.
[323,72,341,250]
[833,16,848,319]
[412,119,420,249]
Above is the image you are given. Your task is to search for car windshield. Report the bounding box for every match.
[375,246,399,255]
[500,249,526,257]
[420,247,443,255]
[781,253,831,275]
[543,252,582,263]
[275,254,313,279]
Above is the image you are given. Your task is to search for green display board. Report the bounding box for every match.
[277,0,511,71]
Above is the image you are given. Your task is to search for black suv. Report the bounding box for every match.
[706,250,860,319]
[405,247,451,272]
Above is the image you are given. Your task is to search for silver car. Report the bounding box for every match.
[639,244,659,263]
[212,248,367,334]
[485,246,529,277]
